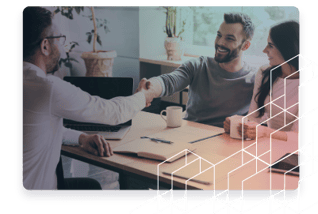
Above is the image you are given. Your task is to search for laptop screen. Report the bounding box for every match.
[63,77,133,127]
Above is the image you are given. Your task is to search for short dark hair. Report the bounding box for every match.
[224,13,255,41]
[23,7,53,60]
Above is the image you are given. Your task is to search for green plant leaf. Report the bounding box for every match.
[70,44,76,50]
[74,7,82,15]
[69,58,79,63]
[177,29,184,37]
[104,26,110,34]
[59,58,66,67]
[54,7,60,14]
[87,34,92,44]
[65,62,72,69]
[97,35,102,46]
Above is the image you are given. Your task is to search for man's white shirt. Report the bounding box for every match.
[23,62,146,189]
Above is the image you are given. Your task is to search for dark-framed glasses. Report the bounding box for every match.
[45,35,66,45]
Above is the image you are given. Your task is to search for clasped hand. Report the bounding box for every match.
[136,78,156,107]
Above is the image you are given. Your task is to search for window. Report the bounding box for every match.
[180,7,299,67]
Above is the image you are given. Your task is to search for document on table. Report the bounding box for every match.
[113,126,224,162]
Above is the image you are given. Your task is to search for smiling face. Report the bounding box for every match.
[214,22,246,63]
[263,34,285,67]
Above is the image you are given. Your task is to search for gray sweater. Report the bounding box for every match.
[155,56,257,127]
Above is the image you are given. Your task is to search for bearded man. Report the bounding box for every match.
[137,13,257,127]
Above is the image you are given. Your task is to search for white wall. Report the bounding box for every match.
[139,7,189,105]
[49,7,141,91]
[139,7,166,58]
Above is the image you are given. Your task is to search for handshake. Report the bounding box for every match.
[135,78,161,107]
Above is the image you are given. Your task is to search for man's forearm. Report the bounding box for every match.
[148,78,163,98]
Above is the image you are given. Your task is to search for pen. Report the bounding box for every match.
[140,136,173,144]
[188,133,223,144]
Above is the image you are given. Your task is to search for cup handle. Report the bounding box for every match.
[160,110,167,121]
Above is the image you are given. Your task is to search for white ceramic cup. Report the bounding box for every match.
[160,106,183,128]
[229,115,245,139]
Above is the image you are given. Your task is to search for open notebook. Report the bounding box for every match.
[113,126,224,162]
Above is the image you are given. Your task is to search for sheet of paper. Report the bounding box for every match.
[113,126,224,161]
[148,126,223,144]
[113,137,194,158]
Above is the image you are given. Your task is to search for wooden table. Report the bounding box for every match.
[61,111,299,190]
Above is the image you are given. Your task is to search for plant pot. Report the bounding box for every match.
[81,50,117,77]
[164,37,184,61]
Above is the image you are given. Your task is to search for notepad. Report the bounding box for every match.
[113,126,223,162]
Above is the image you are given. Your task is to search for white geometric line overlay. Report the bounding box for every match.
[129,54,318,214]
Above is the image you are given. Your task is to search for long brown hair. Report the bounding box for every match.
[255,21,299,117]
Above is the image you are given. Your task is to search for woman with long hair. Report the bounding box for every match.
[224,20,299,141]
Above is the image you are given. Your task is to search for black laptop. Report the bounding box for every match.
[63,77,133,140]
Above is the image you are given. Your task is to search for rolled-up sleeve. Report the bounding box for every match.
[154,58,198,97]
[62,127,83,146]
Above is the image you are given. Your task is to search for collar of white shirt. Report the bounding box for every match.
[23,61,47,78]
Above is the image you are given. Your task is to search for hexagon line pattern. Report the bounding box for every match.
[129,54,318,214]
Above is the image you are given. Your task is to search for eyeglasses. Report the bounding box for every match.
[45,35,66,45]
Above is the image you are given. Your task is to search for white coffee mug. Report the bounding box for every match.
[229,115,246,139]
[160,106,183,128]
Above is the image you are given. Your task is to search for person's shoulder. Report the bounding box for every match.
[198,56,213,65]
[259,64,270,72]
[256,64,270,76]
[46,74,77,92]
[182,56,208,66]
[177,56,207,74]
[242,62,259,83]
[242,61,258,73]
[254,64,270,82]
[46,74,65,84]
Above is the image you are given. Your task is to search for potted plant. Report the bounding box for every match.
[54,6,116,77]
[58,41,79,71]
[163,7,186,61]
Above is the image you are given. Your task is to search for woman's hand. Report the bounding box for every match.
[237,121,268,140]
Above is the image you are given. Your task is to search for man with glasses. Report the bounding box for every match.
[23,7,156,190]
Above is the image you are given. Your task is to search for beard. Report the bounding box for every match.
[214,43,243,63]
[46,45,60,74]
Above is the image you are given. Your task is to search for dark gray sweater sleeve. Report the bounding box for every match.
[153,58,199,97]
